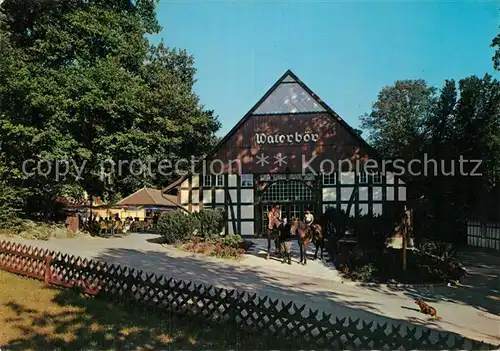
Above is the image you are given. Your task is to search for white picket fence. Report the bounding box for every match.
[467,220,500,250]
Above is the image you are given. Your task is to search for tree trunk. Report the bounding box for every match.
[89,194,94,222]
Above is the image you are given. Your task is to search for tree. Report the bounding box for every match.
[0,0,220,221]
[492,26,500,71]
[361,75,500,243]
[360,80,437,162]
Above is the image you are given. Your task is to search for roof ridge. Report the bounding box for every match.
[118,188,144,205]
[144,188,160,204]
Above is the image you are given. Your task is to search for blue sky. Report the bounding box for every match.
[150,1,499,138]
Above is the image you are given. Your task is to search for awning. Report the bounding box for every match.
[143,206,171,211]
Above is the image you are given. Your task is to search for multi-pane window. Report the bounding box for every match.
[216,174,224,187]
[203,174,212,187]
[322,172,336,185]
[241,174,253,187]
[358,172,368,184]
[372,172,382,184]
[262,181,314,202]
[289,204,300,219]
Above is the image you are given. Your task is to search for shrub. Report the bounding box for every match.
[0,180,24,230]
[157,210,200,244]
[349,263,378,281]
[219,234,243,249]
[324,207,395,254]
[356,212,396,254]
[179,235,246,259]
[193,209,225,239]
[323,207,352,240]
[418,239,458,264]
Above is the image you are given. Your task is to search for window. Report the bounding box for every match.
[322,172,336,185]
[372,172,382,184]
[289,204,300,219]
[241,174,253,187]
[216,174,224,187]
[203,174,212,187]
[262,180,314,202]
[358,172,368,184]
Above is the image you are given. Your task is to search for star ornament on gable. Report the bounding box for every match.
[274,153,287,167]
[256,153,269,167]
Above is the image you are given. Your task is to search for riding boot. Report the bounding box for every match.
[287,253,291,265]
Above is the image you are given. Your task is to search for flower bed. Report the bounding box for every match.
[177,235,252,260]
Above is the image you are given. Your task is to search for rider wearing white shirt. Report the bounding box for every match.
[304,208,314,226]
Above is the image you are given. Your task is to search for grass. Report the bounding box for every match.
[0,220,86,241]
[0,270,305,350]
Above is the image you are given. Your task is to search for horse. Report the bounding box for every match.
[290,217,324,265]
[290,217,312,265]
[311,222,324,260]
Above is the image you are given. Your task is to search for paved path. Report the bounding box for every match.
[1,234,499,345]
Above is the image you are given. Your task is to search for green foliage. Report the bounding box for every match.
[0,0,220,224]
[0,153,24,229]
[417,239,458,265]
[219,233,243,249]
[347,263,378,282]
[360,74,500,243]
[355,212,396,254]
[323,207,352,240]
[492,27,500,71]
[192,209,225,239]
[339,248,465,284]
[0,219,80,240]
[360,79,437,162]
[0,181,23,229]
[157,210,199,244]
[324,207,395,253]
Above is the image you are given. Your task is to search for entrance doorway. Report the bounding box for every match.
[260,180,315,233]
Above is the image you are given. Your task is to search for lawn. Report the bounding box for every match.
[0,271,304,350]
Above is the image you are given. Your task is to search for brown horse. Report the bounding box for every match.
[290,217,324,265]
[311,218,325,260]
[290,217,311,265]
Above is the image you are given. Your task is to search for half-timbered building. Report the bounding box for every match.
[163,70,407,236]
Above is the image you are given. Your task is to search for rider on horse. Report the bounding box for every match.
[304,207,314,226]
[267,203,282,233]
[266,203,282,258]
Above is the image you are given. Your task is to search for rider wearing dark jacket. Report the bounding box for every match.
[279,217,292,265]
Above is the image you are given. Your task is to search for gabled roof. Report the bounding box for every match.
[119,187,178,207]
[163,69,384,192]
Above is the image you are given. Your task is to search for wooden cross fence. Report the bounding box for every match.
[0,240,498,350]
